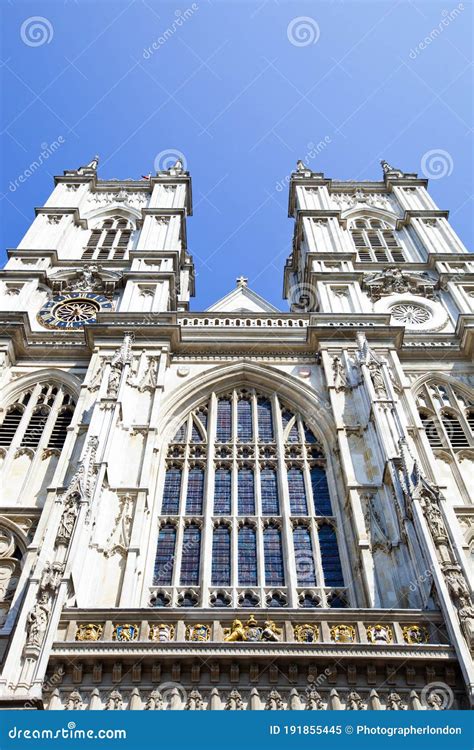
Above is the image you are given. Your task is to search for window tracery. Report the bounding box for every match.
[82,217,134,261]
[152,388,346,608]
[417,381,473,453]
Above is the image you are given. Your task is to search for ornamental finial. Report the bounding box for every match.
[236,276,248,288]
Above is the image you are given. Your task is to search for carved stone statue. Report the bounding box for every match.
[443,564,469,603]
[305,687,323,710]
[145,690,163,710]
[386,692,405,710]
[368,360,387,397]
[346,691,364,710]
[56,498,78,546]
[105,690,123,710]
[185,689,203,710]
[26,592,50,648]
[265,689,283,710]
[225,689,244,710]
[65,691,83,710]
[457,596,474,648]
[107,363,122,398]
[332,356,349,392]
[424,500,447,542]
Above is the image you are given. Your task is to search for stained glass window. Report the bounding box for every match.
[287,467,308,514]
[238,467,255,515]
[162,467,182,514]
[318,524,344,587]
[237,398,253,442]
[293,526,316,586]
[153,524,176,585]
[216,398,232,442]
[155,389,345,608]
[211,525,231,585]
[238,525,257,586]
[310,465,332,515]
[263,525,285,586]
[180,525,201,585]
[214,467,231,514]
[260,467,279,515]
[257,398,274,442]
[185,467,204,514]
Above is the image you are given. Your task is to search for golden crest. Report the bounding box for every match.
[185,623,210,642]
[75,623,103,642]
[366,623,393,644]
[329,624,355,643]
[149,623,175,642]
[294,623,319,643]
[402,624,429,644]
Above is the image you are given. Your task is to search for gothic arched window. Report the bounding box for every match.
[152,388,346,608]
[350,218,405,263]
[0,384,76,453]
[417,382,474,454]
[82,216,133,261]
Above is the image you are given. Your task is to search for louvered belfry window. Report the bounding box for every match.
[350,219,406,262]
[152,388,346,608]
[82,217,133,260]
[0,384,75,453]
[417,381,474,453]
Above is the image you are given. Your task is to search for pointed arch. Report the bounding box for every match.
[147,361,348,610]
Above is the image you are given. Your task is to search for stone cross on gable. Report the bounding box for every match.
[236,276,248,288]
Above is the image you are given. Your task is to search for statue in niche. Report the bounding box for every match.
[368,360,387,397]
[26,591,51,648]
[332,356,350,392]
[56,498,79,546]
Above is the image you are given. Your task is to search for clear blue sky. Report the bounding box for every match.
[1,0,472,310]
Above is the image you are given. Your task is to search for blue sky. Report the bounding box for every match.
[1,0,472,310]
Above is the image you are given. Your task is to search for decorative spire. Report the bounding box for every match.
[236,276,248,288]
[380,159,404,177]
[296,159,308,173]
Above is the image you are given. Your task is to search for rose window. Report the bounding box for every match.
[390,303,431,325]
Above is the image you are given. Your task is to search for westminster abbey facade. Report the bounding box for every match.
[0,157,472,710]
